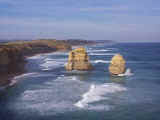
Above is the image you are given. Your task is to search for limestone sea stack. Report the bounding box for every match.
[65,47,93,71]
[109,54,126,75]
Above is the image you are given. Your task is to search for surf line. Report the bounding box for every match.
[74,83,127,108]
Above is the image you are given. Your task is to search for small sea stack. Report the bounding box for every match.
[109,54,126,75]
[65,47,93,71]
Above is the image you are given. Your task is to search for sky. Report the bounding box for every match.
[0,0,160,42]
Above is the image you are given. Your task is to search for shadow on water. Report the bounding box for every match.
[109,76,126,85]
[65,70,93,81]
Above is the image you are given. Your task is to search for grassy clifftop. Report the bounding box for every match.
[2,39,71,55]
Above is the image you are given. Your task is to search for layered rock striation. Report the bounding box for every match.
[65,47,93,71]
[109,54,126,75]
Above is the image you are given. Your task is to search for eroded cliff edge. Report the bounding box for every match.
[0,39,97,86]
[0,39,72,86]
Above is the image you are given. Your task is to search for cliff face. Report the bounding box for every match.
[0,40,72,86]
[0,40,72,65]
[0,39,95,86]
[0,45,25,72]
[65,47,93,71]
[0,48,10,65]
[109,54,126,75]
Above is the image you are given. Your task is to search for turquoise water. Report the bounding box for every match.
[0,43,160,120]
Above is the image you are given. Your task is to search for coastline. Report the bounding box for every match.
[0,39,98,88]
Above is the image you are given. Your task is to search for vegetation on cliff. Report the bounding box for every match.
[2,40,71,56]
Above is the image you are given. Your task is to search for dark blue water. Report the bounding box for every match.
[0,43,160,120]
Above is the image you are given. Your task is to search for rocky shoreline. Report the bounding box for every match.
[0,39,97,87]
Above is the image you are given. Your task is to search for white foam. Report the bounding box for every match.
[11,74,128,114]
[93,60,110,64]
[9,80,17,86]
[12,75,86,115]
[40,58,66,71]
[21,89,53,101]
[40,61,56,70]
[118,68,134,77]
[54,75,82,82]
[88,49,113,52]
[74,83,127,108]
[48,52,68,56]
[13,72,39,80]
[27,52,67,60]
[43,52,56,56]
[27,54,45,60]
[44,58,54,62]
[89,53,116,56]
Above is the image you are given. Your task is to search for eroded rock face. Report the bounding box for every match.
[0,48,10,65]
[109,54,126,75]
[0,46,25,73]
[65,47,93,71]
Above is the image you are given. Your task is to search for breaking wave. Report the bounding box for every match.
[40,58,66,71]
[27,54,45,60]
[118,68,134,77]
[93,60,110,64]
[74,83,127,108]
[11,75,87,115]
[88,49,113,53]
[13,72,39,80]
[89,53,116,56]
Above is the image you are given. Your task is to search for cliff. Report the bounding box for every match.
[0,45,25,72]
[0,40,72,86]
[0,39,97,86]
[65,47,93,71]
[2,40,71,56]
[0,40,72,67]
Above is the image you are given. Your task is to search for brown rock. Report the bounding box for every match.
[65,47,93,71]
[109,54,126,75]
[0,48,10,65]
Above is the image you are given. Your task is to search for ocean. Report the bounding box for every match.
[0,42,160,120]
